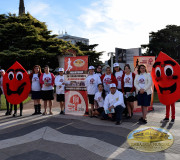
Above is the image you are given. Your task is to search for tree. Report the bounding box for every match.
[0,13,81,70]
[142,25,180,63]
[76,42,103,66]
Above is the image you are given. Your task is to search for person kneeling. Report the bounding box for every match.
[101,83,125,125]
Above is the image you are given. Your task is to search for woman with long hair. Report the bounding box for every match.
[29,65,42,115]
[121,64,136,118]
[134,64,152,124]
[40,65,55,115]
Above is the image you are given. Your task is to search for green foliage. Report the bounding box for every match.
[142,25,180,63]
[0,13,81,70]
[76,42,103,66]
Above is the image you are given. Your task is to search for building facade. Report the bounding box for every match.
[57,32,89,45]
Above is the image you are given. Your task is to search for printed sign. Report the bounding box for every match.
[64,56,88,115]
[64,56,88,72]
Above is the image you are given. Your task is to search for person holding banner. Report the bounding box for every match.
[121,64,136,119]
[101,66,118,94]
[134,64,152,124]
[85,66,101,117]
[93,83,106,116]
[55,68,65,115]
[40,65,55,115]
[113,63,123,92]
[101,83,125,125]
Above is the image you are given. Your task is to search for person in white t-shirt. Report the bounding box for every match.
[113,63,123,92]
[93,83,106,117]
[101,83,125,125]
[40,65,55,115]
[55,68,66,115]
[85,66,101,116]
[121,64,136,118]
[29,65,42,115]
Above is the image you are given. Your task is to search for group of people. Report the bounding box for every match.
[85,63,152,125]
[0,62,175,124]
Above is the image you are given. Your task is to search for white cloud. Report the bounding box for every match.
[78,0,180,61]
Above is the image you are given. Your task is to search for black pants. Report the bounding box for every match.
[102,105,124,122]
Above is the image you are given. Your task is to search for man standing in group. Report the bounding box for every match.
[102,83,125,125]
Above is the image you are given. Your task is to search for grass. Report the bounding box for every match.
[0,94,31,110]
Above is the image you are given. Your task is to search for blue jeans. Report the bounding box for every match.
[102,105,124,122]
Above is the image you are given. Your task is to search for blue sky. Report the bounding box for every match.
[1,0,180,61]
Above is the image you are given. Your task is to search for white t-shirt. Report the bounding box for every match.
[138,74,145,89]
[96,72,102,77]
[42,73,53,91]
[85,74,101,95]
[31,74,41,91]
[103,74,112,93]
[124,73,133,88]
[94,91,104,108]
[115,71,123,89]
[55,75,65,94]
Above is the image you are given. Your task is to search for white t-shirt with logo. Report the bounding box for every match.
[55,75,65,94]
[94,91,104,108]
[115,71,123,89]
[124,73,133,88]
[103,74,112,93]
[138,74,145,89]
[31,74,41,91]
[42,73,53,91]
[85,74,101,95]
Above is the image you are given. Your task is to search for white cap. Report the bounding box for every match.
[110,83,116,88]
[88,66,95,70]
[0,69,5,72]
[59,68,64,72]
[113,63,119,67]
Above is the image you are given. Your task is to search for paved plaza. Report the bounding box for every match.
[0,101,180,160]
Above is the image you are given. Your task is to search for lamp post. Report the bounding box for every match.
[108,52,115,72]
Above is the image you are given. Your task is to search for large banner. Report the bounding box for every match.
[64,56,88,115]
[133,56,155,112]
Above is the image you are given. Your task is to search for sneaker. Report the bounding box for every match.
[115,121,122,125]
[161,118,169,122]
[139,117,143,121]
[42,112,47,115]
[49,111,53,115]
[170,119,175,124]
[60,111,65,115]
[139,119,147,124]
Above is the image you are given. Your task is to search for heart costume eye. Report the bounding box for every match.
[164,65,173,77]
[8,72,14,80]
[155,67,161,77]
[16,72,23,80]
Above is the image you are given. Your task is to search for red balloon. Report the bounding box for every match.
[151,51,180,105]
[3,61,31,105]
